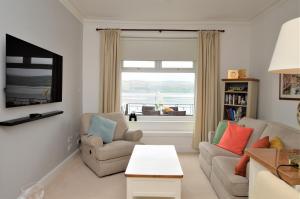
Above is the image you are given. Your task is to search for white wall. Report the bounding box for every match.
[250,0,300,128]
[0,1,83,199]
[82,20,251,113]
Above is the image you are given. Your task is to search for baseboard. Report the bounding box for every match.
[38,149,79,186]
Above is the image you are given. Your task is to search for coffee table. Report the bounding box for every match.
[125,145,184,199]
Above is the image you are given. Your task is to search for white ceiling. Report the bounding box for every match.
[67,0,280,22]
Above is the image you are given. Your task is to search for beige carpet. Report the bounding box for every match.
[44,152,218,199]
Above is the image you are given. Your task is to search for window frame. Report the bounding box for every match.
[121,60,196,118]
[121,60,195,73]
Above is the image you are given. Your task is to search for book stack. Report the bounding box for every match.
[225,107,243,121]
[225,94,247,105]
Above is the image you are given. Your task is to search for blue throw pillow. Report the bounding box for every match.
[88,115,117,143]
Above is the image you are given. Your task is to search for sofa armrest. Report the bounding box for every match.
[208,131,216,144]
[124,130,143,142]
[81,134,103,148]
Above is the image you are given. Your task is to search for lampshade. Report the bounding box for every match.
[269,17,300,74]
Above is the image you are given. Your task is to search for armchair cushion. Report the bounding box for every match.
[124,130,143,142]
[81,134,103,147]
[81,113,93,135]
[95,140,136,161]
[88,115,116,143]
[101,112,129,140]
[80,112,129,141]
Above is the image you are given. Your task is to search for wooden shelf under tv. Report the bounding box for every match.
[0,110,63,126]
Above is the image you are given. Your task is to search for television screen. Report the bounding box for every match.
[5,34,62,108]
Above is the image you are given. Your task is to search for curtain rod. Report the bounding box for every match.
[96,28,225,33]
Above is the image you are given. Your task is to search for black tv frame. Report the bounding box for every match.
[5,34,63,108]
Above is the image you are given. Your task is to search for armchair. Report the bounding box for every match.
[80,112,143,177]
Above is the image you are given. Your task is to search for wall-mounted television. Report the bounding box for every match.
[5,34,63,108]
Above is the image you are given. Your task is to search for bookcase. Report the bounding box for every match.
[221,78,259,121]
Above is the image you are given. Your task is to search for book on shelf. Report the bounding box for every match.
[226,108,235,121]
[225,107,244,121]
[224,94,247,106]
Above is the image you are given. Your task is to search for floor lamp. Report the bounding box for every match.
[268,17,300,124]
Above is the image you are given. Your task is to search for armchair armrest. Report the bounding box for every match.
[208,131,215,144]
[81,134,103,148]
[124,130,143,142]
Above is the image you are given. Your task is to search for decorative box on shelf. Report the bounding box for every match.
[221,78,259,122]
[227,69,247,79]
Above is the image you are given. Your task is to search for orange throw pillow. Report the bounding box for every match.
[235,136,270,177]
[217,122,253,155]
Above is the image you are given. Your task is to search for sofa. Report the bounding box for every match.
[199,117,300,199]
[80,112,143,177]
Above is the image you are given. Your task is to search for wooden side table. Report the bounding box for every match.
[245,148,300,198]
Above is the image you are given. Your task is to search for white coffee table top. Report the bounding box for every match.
[125,145,184,178]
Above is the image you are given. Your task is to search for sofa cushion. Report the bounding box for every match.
[235,136,270,177]
[217,122,253,155]
[199,142,239,166]
[238,117,268,147]
[95,140,135,161]
[80,112,129,140]
[270,136,285,150]
[212,120,228,144]
[212,156,249,197]
[261,122,300,149]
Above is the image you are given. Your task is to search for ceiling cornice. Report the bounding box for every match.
[249,0,288,23]
[59,0,84,23]
[60,0,286,26]
[83,19,251,26]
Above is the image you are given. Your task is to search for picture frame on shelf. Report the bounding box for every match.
[279,74,300,100]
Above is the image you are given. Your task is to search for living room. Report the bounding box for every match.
[0,0,299,199]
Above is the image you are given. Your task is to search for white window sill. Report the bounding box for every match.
[126,115,194,122]
[126,115,194,132]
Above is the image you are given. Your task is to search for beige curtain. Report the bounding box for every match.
[99,29,121,113]
[193,31,220,149]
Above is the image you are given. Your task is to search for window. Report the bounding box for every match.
[123,61,155,68]
[121,61,195,116]
[161,61,193,69]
